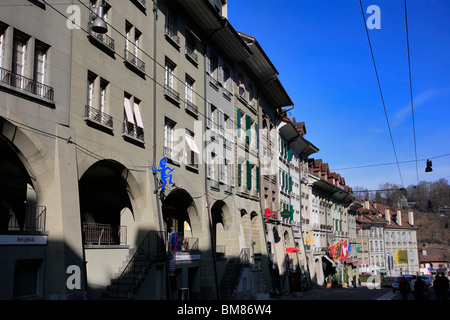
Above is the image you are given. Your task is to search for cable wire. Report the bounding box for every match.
[404,0,419,184]
[359,0,404,187]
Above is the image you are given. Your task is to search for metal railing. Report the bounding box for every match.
[185,100,198,115]
[123,119,144,142]
[185,45,198,63]
[85,105,113,128]
[83,222,127,245]
[88,22,115,52]
[0,66,54,100]
[3,204,46,232]
[115,230,165,299]
[124,49,145,73]
[163,146,180,162]
[164,84,180,102]
[164,24,180,46]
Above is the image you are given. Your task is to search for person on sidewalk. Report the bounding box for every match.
[399,276,409,300]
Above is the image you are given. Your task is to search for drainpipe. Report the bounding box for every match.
[204,24,227,301]
[151,0,171,300]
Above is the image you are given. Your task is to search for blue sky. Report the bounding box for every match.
[228,0,450,191]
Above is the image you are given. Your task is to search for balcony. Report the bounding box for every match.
[164,84,180,105]
[88,22,115,55]
[0,66,54,102]
[185,100,198,116]
[85,105,113,131]
[1,204,46,233]
[124,49,145,76]
[185,45,198,65]
[83,222,127,246]
[164,146,180,163]
[164,24,180,48]
[122,119,144,144]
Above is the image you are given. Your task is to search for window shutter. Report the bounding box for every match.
[256,166,260,192]
[237,108,241,137]
[206,150,212,178]
[255,123,259,149]
[206,101,212,128]
[288,147,292,161]
[245,114,251,144]
[246,160,252,190]
[289,176,293,192]
[238,160,242,186]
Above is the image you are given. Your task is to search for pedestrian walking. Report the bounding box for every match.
[440,273,449,300]
[399,276,408,300]
[434,274,442,300]
[414,277,424,300]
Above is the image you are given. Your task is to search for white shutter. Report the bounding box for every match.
[206,100,212,129]
[134,102,144,128]
[124,96,135,124]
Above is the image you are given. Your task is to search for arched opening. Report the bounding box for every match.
[0,136,41,232]
[162,188,198,251]
[211,200,231,259]
[79,160,133,245]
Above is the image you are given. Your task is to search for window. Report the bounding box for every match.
[164,118,176,159]
[12,31,28,78]
[185,75,197,114]
[87,71,96,107]
[185,129,199,168]
[99,78,108,114]
[123,93,144,142]
[165,60,174,88]
[0,25,6,69]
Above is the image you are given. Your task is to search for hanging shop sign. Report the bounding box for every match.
[152,158,174,189]
[280,209,292,219]
[264,208,276,222]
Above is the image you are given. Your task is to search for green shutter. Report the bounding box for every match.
[255,123,259,149]
[248,161,252,189]
[290,205,294,221]
[256,166,260,191]
[289,176,293,192]
[245,115,251,144]
[238,162,242,186]
[288,148,292,161]
[237,108,241,136]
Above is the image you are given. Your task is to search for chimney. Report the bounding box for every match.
[385,209,391,224]
[364,198,370,210]
[408,209,414,226]
[396,208,402,226]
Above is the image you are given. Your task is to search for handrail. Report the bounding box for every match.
[115,231,165,299]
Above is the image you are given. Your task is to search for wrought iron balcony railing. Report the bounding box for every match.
[88,22,115,52]
[0,66,54,101]
[123,119,144,142]
[124,49,145,74]
[85,105,113,128]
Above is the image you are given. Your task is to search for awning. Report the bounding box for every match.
[322,255,336,267]
[185,135,200,154]
[124,98,135,124]
[133,102,144,128]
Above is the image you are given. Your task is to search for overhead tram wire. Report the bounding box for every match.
[404,0,419,184]
[359,0,404,188]
[42,0,248,140]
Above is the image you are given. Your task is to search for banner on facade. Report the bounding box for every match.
[395,250,408,263]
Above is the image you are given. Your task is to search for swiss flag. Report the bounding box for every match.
[340,240,349,261]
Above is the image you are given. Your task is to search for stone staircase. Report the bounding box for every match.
[102,248,151,299]
[102,231,165,300]
[219,248,250,299]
